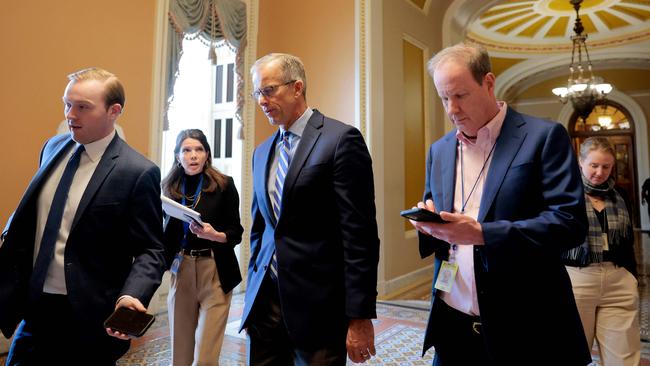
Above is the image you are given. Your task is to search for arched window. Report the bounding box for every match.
[569,102,640,226]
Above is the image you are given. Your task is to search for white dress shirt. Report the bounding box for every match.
[35,130,116,294]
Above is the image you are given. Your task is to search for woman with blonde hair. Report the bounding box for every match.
[562,136,640,366]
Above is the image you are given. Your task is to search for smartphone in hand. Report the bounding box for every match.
[400,208,447,223]
[104,307,155,337]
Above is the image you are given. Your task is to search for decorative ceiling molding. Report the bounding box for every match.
[467,0,650,54]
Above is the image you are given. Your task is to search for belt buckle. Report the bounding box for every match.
[472,321,481,335]
[188,249,204,257]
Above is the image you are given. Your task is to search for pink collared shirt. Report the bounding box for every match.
[440,101,507,315]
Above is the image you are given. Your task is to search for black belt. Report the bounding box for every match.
[437,299,482,335]
[181,248,212,258]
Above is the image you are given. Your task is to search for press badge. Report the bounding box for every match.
[170,253,183,275]
[602,233,609,251]
[434,261,458,293]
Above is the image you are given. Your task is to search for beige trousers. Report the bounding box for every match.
[566,262,640,366]
[168,254,232,366]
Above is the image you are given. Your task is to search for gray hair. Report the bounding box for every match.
[426,43,492,85]
[251,53,307,99]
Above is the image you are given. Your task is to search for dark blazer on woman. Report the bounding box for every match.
[163,176,243,294]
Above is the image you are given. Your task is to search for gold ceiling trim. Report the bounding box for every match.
[466,28,650,53]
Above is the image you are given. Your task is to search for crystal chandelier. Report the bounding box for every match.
[551,0,612,121]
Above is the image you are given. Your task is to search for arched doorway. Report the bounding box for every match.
[569,101,640,227]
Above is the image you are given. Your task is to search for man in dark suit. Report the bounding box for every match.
[409,43,592,365]
[0,68,167,365]
[240,53,380,365]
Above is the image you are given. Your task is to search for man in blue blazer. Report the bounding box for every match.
[409,44,592,365]
[240,53,380,365]
[0,68,166,365]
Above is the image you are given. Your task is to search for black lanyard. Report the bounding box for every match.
[459,140,497,214]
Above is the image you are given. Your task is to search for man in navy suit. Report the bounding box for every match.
[409,43,592,365]
[0,68,166,365]
[240,53,380,365]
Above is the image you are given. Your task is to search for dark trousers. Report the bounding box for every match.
[246,275,347,366]
[6,293,128,366]
[431,299,489,366]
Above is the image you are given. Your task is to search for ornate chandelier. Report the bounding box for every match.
[551,0,612,121]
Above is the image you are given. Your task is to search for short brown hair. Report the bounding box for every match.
[67,67,125,110]
[427,43,492,85]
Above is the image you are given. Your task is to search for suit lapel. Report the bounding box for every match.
[281,111,323,203]
[71,135,121,230]
[20,139,75,206]
[440,134,458,212]
[256,134,278,225]
[478,108,526,222]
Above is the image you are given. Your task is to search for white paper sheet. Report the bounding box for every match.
[161,195,203,225]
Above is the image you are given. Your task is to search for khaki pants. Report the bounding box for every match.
[567,263,640,366]
[168,254,232,366]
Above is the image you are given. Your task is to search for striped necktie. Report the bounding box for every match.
[31,144,85,296]
[269,130,292,281]
[271,130,292,220]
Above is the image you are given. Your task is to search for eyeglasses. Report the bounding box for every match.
[251,80,296,99]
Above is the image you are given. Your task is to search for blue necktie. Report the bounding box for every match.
[269,131,292,281]
[31,144,85,295]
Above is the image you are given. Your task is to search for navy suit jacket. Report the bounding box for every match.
[240,110,380,348]
[0,134,166,351]
[419,108,591,365]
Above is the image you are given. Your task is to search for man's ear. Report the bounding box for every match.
[108,104,122,119]
[484,72,496,91]
[294,80,305,98]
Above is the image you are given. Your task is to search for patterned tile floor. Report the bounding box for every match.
[113,294,437,366]
[119,286,650,366]
[1,280,648,365]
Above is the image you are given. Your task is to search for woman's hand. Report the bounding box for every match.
[189,222,227,243]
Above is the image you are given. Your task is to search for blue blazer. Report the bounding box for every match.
[0,134,166,354]
[240,110,380,348]
[419,108,591,365]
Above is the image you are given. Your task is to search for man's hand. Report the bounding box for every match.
[346,319,376,363]
[105,295,147,340]
[409,199,484,245]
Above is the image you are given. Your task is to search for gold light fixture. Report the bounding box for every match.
[552,0,612,121]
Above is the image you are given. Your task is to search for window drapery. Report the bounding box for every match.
[166,0,246,136]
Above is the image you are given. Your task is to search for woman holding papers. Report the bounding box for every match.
[162,129,243,366]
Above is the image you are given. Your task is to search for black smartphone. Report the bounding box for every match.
[400,208,447,223]
[104,307,155,337]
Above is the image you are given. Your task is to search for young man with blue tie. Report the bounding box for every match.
[0,68,167,365]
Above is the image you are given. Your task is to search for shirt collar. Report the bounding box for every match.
[81,129,116,163]
[456,101,507,148]
[280,107,313,138]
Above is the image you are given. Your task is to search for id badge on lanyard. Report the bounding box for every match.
[435,245,459,293]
